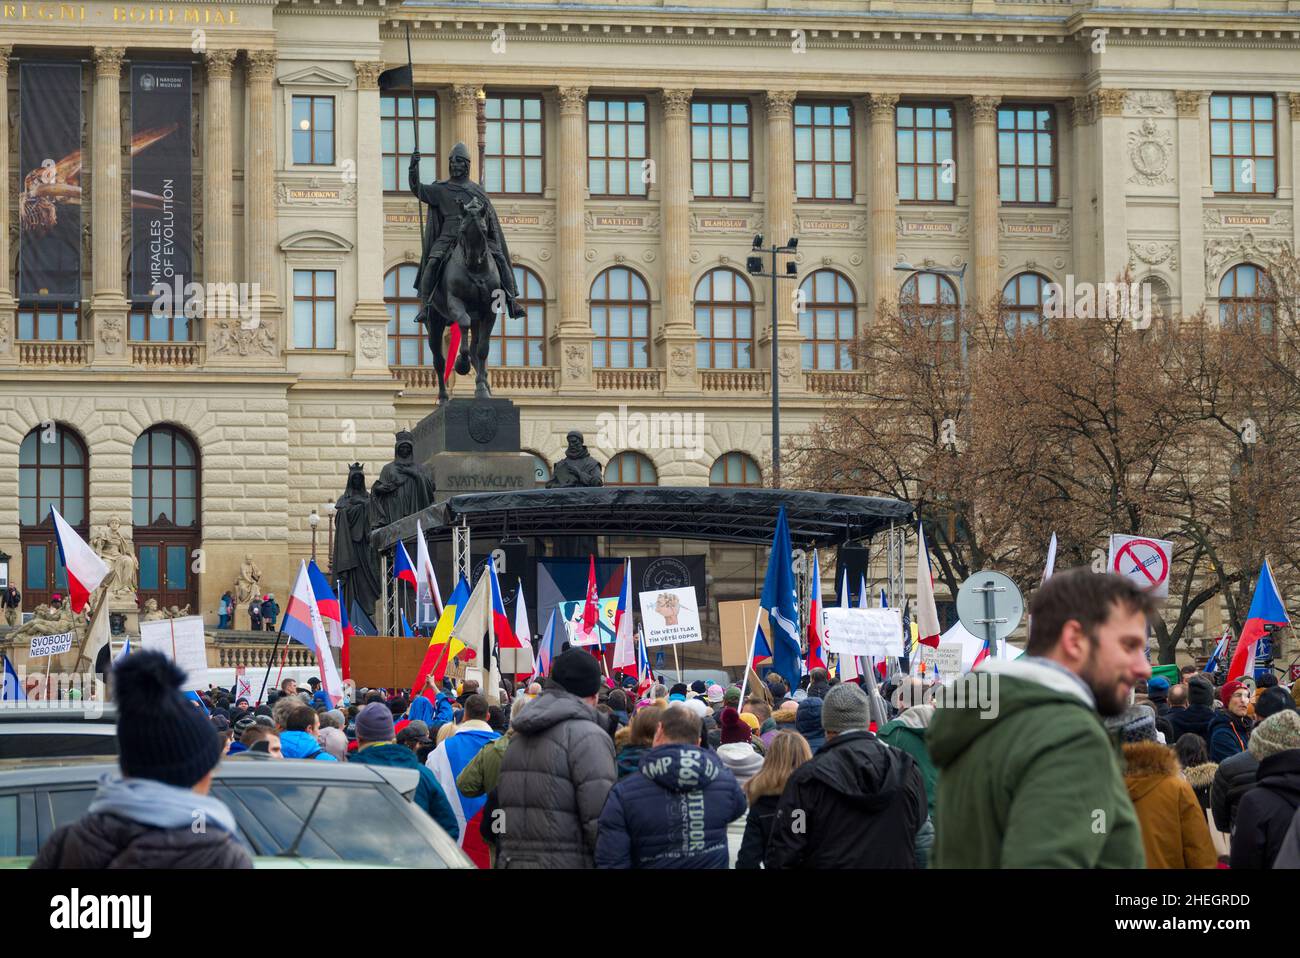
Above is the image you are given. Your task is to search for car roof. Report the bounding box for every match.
[0,723,117,736]
[0,705,118,725]
[0,759,418,791]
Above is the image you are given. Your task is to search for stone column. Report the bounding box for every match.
[657,88,698,393]
[760,90,802,394]
[89,47,129,366]
[869,93,899,311]
[351,61,391,378]
[202,50,248,361]
[1095,88,1129,282]
[970,95,1001,312]
[0,46,14,367]
[1069,95,1098,285]
[452,84,480,183]
[1175,91,1208,316]
[244,49,282,365]
[554,85,593,389]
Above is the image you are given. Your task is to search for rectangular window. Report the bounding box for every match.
[588,97,649,197]
[292,95,335,165]
[483,94,543,195]
[292,269,336,349]
[381,93,438,192]
[691,99,751,199]
[129,308,191,342]
[794,101,853,201]
[897,103,956,203]
[17,306,80,341]
[1210,94,1276,196]
[997,105,1055,204]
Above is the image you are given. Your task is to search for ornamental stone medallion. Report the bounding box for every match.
[1127,119,1174,186]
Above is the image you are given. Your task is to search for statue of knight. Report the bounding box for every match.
[409,142,525,402]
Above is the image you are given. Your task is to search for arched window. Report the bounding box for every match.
[710,452,761,487]
[797,269,856,370]
[1219,263,1275,333]
[19,425,87,607]
[694,268,754,369]
[132,426,201,611]
[1000,272,1051,335]
[490,266,547,367]
[605,451,658,486]
[591,267,651,368]
[900,271,959,341]
[385,264,430,367]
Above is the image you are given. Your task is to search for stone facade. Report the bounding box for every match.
[2,0,1299,643]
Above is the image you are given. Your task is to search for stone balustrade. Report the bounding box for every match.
[19,340,91,366]
[130,341,205,368]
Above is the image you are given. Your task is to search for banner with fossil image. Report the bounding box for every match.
[130,65,192,301]
[19,62,83,301]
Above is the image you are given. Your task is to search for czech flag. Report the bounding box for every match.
[395,540,418,588]
[50,506,109,614]
[1204,629,1230,674]
[534,607,559,679]
[426,724,501,868]
[806,550,827,671]
[1227,559,1289,682]
[2,654,24,701]
[751,619,773,672]
[612,558,636,678]
[487,560,520,649]
[282,560,344,706]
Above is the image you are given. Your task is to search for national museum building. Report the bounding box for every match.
[2,0,1298,624]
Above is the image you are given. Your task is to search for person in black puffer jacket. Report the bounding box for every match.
[1211,687,1296,832]
[1168,676,1218,742]
[736,730,813,869]
[32,652,251,870]
[596,705,747,868]
[766,683,926,869]
[1230,710,1300,869]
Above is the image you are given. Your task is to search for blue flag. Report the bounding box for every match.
[399,609,414,638]
[759,506,802,687]
[2,654,24,701]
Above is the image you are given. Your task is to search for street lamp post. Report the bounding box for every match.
[309,510,319,562]
[895,261,968,367]
[325,503,336,572]
[747,234,800,489]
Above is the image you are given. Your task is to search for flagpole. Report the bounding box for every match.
[257,622,286,707]
[404,21,423,242]
[737,602,754,708]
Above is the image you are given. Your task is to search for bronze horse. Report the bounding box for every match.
[420,196,500,401]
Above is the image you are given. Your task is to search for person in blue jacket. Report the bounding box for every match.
[349,702,459,841]
[595,704,746,868]
[277,701,338,760]
[407,674,455,733]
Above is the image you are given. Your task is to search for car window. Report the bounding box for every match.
[47,789,95,833]
[300,784,451,868]
[226,785,337,860]
[0,732,117,761]
[0,795,16,857]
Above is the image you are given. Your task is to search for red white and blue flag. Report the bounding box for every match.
[337,588,355,681]
[534,608,559,679]
[1204,629,1230,674]
[487,560,521,650]
[427,725,501,868]
[415,521,444,627]
[50,506,109,613]
[751,618,773,671]
[395,540,418,588]
[282,560,344,706]
[636,625,651,683]
[806,551,827,671]
[307,559,341,638]
[1227,559,1289,682]
[612,558,636,678]
[916,522,942,650]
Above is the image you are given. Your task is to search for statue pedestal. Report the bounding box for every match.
[412,398,521,458]
[427,451,538,503]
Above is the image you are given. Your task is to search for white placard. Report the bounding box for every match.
[1107,534,1173,599]
[637,586,703,647]
[29,631,74,658]
[823,607,904,657]
[235,667,252,702]
[921,642,964,674]
[140,616,209,691]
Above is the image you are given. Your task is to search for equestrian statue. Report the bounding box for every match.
[409,142,525,401]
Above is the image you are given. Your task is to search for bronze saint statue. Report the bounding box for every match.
[547,431,604,488]
[333,462,382,622]
[370,431,436,528]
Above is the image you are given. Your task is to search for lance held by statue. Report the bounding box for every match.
[410,142,524,402]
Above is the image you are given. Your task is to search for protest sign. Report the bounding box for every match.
[29,631,74,658]
[638,586,703,647]
[823,607,904,657]
[1108,534,1172,599]
[140,616,209,690]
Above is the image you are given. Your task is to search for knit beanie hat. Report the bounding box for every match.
[113,651,222,789]
[1147,676,1170,700]
[1256,686,1297,721]
[1249,709,1300,761]
[690,680,708,695]
[1220,680,1244,708]
[724,687,741,705]
[1104,705,1159,744]
[553,648,604,698]
[670,683,689,697]
[821,682,870,735]
[1187,677,1215,708]
[719,706,751,744]
[355,701,396,742]
[739,711,761,731]
[707,684,725,704]
[796,696,825,738]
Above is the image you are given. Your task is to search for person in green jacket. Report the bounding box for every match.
[929,568,1155,868]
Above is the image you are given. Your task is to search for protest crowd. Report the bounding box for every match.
[26,565,1300,871]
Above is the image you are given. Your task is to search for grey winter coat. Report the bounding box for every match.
[494,688,617,869]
